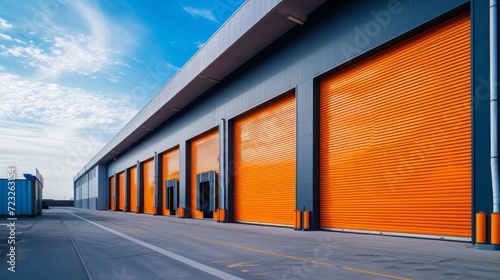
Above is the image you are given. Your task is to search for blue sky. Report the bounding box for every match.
[0,0,245,199]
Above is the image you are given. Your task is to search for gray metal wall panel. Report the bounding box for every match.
[471,0,492,243]
[97,164,107,210]
[296,78,320,230]
[179,141,190,215]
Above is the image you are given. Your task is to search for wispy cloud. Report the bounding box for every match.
[0,17,13,29]
[194,40,205,49]
[0,1,131,81]
[183,6,218,23]
[0,74,138,130]
[0,73,137,198]
[0,33,12,41]
[164,62,180,72]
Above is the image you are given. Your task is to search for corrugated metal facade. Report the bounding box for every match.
[319,14,471,238]
[0,179,38,216]
[0,178,42,217]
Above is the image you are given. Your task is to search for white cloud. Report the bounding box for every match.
[0,2,130,81]
[183,6,219,23]
[164,62,180,71]
[0,74,138,130]
[0,17,13,29]
[0,33,125,80]
[0,74,139,199]
[0,119,107,200]
[0,33,12,41]
[194,40,205,49]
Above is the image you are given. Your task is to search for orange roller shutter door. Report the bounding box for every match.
[162,148,180,216]
[191,129,219,219]
[143,158,155,214]
[129,166,138,212]
[118,172,125,210]
[319,14,471,238]
[234,93,296,226]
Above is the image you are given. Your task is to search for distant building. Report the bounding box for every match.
[1,169,43,217]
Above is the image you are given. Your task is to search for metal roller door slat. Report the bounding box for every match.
[190,130,219,219]
[234,93,296,226]
[142,159,155,214]
[161,148,180,216]
[118,172,125,210]
[319,14,471,238]
[129,166,138,212]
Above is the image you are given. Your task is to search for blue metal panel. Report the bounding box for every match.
[0,179,33,216]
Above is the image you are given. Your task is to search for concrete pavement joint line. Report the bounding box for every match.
[143,225,411,280]
[351,245,500,265]
[59,214,94,280]
[66,212,243,280]
[143,225,333,266]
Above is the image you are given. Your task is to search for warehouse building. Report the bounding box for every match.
[74,0,499,245]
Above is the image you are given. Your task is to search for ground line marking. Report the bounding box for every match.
[143,225,411,280]
[66,211,243,280]
[351,245,500,265]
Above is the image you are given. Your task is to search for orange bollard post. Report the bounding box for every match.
[178,208,185,218]
[476,212,487,243]
[295,210,302,230]
[303,210,311,231]
[492,213,500,245]
[219,209,226,222]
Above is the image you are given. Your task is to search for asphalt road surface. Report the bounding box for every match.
[1,207,499,279]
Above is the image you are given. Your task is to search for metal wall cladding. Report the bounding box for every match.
[161,148,180,216]
[109,176,115,210]
[234,93,296,226]
[129,166,138,212]
[118,171,125,210]
[84,0,282,171]
[142,158,155,214]
[190,129,219,219]
[0,179,40,216]
[319,14,471,238]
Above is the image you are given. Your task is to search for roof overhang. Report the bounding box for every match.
[75,0,327,179]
